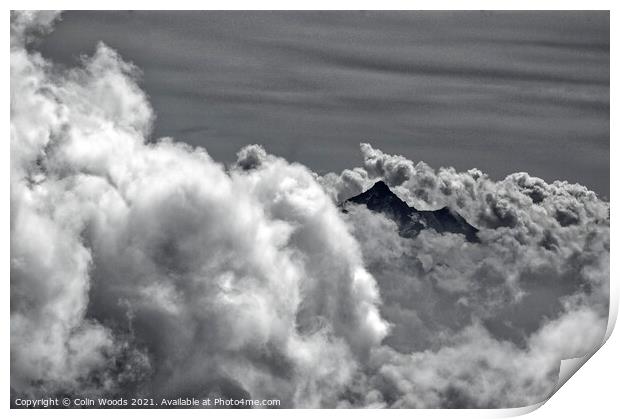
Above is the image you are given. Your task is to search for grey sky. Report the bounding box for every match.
[38,11,609,197]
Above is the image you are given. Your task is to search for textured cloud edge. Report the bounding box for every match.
[10,11,610,408]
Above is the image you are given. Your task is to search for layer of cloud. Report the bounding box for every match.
[11,11,609,408]
[321,142,608,407]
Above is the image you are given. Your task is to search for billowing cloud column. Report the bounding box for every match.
[10,11,387,406]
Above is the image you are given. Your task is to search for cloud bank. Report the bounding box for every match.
[11,11,609,408]
[320,142,609,407]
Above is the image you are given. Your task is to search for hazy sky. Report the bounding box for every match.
[38,11,609,196]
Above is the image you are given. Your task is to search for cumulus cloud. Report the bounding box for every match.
[323,143,608,407]
[360,307,606,408]
[10,10,61,45]
[10,11,386,406]
[235,144,268,170]
[10,11,609,409]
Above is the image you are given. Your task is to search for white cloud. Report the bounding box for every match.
[10,11,387,406]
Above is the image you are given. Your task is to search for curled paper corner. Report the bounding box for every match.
[533,300,618,414]
[493,353,604,418]
[552,291,618,395]
[556,355,593,394]
[498,304,618,417]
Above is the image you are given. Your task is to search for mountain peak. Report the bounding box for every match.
[343,181,479,242]
[346,180,411,222]
[368,180,391,193]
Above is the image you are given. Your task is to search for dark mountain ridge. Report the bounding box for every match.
[341,181,479,242]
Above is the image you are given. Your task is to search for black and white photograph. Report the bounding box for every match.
[9,7,612,411]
